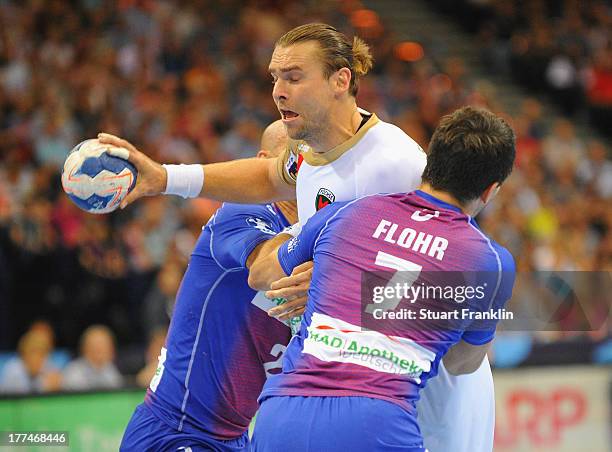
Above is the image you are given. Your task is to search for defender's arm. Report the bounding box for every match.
[442,340,491,375]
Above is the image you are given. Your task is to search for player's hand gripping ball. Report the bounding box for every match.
[61,138,137,214]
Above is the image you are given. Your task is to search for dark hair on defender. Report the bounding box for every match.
[421,106,516,204]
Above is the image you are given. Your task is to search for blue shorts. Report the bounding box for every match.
[120,403,249,452]
[251,396,426,452]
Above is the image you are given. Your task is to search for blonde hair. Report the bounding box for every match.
[276,23,373,96]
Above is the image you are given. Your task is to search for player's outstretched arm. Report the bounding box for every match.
[97,133,295,209]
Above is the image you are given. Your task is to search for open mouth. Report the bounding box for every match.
[280,109,300,121]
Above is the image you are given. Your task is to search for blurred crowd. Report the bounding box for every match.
[0,320,166,394]
[430,0,612,366]
[433,0,612,133]
[0,0,610,394]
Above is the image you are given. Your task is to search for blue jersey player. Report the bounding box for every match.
[120,122,298,451]
[248,107,517,451]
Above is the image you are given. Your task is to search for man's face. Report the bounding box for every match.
[23,347,47,376]
[83,331,114,369]
[269,41,336,143]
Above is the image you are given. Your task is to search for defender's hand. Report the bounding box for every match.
[266,261,313,320]
[97,133,167,209]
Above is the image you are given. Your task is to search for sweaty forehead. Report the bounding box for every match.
[269,41,321,71]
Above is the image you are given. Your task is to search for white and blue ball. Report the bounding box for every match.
[61,139,137,214]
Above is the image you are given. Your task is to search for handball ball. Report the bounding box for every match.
[61,138,137,214]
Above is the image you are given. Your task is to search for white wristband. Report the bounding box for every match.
[281,222,302,237]
[162,164,204,199]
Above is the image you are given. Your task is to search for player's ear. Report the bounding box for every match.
[256,150,270,159]
[332,68,351,94]
[481,182,501,204]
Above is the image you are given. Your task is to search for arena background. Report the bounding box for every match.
[0,0,610,450]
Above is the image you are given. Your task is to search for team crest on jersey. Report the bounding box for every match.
[315,188,335,211]
[286,144,308,180]
[246,217,275,235]
[286,236,299,253]
[285,152,299,179]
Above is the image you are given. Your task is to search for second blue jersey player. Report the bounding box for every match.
[120,123,298,451]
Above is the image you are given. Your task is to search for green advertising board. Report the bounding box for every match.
[0,390,144,451]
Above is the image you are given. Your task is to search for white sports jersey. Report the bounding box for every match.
[277,111,426,222]
[418,356,495,452]
[276,110,494,452]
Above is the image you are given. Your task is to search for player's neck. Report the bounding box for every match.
[275,201,298,224]
[418,183,467,213]
[310,100,361,154]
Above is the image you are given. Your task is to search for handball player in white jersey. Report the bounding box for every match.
[100,23,495,452]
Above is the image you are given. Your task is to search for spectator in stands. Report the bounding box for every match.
[62,325,123,391]
[28,320,56,349]
[586,48,612,133]
[541,119,585,173]
[578,139,612,199]
[0,328,62,394]
[136,327,167,388]
[142,254,182,338]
